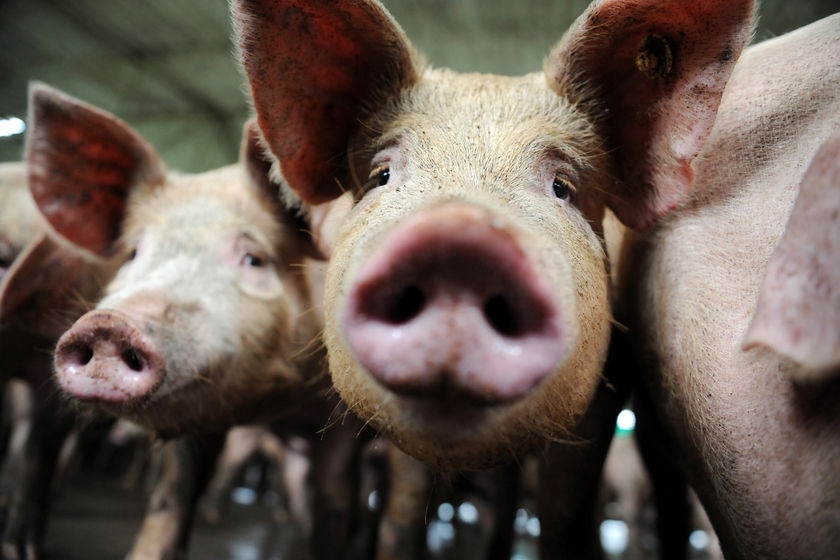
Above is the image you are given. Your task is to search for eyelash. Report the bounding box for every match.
[367,163,390,188]
[552,175,576,201]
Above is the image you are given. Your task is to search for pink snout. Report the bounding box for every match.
[343,204,566,404]
[54,309,165,404]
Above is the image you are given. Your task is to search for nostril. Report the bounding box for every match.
[386,285,426,324]
[60,343,94,367]
[75,345,94,366]
[362,283,427,325]
[122,348,144,372]
[484,294,519,336]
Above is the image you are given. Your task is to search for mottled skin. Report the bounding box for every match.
[617,15,840,559]
[234,0,754,472]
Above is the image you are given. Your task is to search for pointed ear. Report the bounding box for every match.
[240,118,324,260]
[742,132,840,380]
[547,0,755,230]
[25,83,166,257]
[232,0,420,205]
[0,232,105,339]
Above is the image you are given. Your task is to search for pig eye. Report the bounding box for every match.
[552,176,576,201]
[368,164,390,187]
[242,253,265,267]
[127,248,138,261]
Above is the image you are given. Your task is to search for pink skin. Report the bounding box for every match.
[344,203,565,403]
[54,309,165,404]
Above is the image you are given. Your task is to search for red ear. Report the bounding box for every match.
[240,118,278,199]
[0,232,104,340]
[547,0,755,230]
[233,0,419,205]
[240,118,324,259]
[743,132,840,379]
[26,83,165,256]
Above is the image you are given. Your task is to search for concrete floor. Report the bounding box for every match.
[39,454,712,560]
[42,466,541,560]
[44,470,308,560]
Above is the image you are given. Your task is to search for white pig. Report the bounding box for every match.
[616,14,840,559]
[26,83,367,560]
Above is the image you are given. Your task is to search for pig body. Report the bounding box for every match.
[234,0,755,473]
[617,15,840,559]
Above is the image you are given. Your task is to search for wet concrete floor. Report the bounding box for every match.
[44,469,308,560]
[42,467,541,560]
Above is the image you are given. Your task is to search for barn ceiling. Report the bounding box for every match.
[0,0,837,172]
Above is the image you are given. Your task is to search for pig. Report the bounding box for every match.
[198,425,300,527]
[0,163,40,282]
[0,160,113,559]
[27,83,371,560]
[743,130,840,378]
[232,0,755,473]
[34,93,323,437]
[615,14,840,560]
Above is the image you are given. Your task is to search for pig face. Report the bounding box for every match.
[27,84,320,436]
[235,0,754,468]
[324,76,612,467]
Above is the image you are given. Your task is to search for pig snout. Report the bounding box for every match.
[343,203,566,404]
[54,309,165,404]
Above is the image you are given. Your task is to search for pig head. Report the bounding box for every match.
[234,0,755,469]
[26,84,323,436]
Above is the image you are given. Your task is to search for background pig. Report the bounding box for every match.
[743,129,840,377]
[0,163,39,282]
[233,0,754,474]
[27,83,370,560]
[616,14,840,559]
[0,158,113,559]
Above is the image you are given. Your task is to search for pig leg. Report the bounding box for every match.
[255,431,292,526]
[0,389,74,560]
[307,416,367,560]
[127,432,225,560]
[538,329,632,559]
[198,426,263,526]
[278,437,312,534]
[456,465,520,560]
[350,438,388,560]
[633,388,691,560]
[375,444,432,560]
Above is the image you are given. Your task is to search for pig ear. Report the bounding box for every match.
[0,232,103,339]
[546,0,755,230]
[240,118,324,260]
[232,0,420,205]
[742,133,840,380]
[25,83,166,257]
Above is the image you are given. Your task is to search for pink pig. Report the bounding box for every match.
[616,14,840,559]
